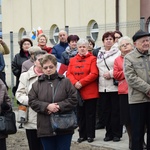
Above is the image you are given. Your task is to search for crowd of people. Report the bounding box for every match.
[0,29,150,150]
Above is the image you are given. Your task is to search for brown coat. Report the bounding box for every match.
[0,79,11,139]
[28,73,78,137]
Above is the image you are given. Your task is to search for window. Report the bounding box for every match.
[148,22,150,33]
[87,20,99,41]
[50,25,59,45]
[90,22,99,41]
[18,28,27,40]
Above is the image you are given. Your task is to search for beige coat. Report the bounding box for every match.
[0,42,10,55]
[16,66,38,129]
[124,48,150,104]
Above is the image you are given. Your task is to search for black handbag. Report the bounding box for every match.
[51,111,77,132]
[50,81,78,132]
[0,97,17,135]
[103,53,118,86]
[0,111,17,134]
[113,78,119,86]
[4,111,17,134]
[0,116,6,132]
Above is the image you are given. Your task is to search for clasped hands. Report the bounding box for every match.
[75,81,82,89]
[103,72,111,80]
[47,103,60,114]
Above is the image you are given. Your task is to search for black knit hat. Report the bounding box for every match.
[132,30,150,42]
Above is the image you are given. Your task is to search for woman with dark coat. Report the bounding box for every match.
[28,54,78,150]
[61,35,79,65]
[11,38,33,96]
[0,76,12,150]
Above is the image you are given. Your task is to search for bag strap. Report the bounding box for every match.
[50,81,61,103]
[103,53,110,71]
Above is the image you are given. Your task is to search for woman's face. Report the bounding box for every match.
[120,40,133,55]
[69,40,77,49]
[38,36,47,46]
[34,55,43,69]
[42,60,57,76]
[88,42,94,51]
[22,41,32,52]
[77,44,88,56]
[103,36,114,50]
[114,33,121,43]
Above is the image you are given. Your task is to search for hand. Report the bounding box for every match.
[103,72,111,80]
[47,103,60,113]
[75,81,82,89]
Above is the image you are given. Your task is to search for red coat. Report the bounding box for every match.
[113,56,128,94]
[67,53,99,100]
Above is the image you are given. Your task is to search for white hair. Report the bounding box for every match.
[77,38,88,47]
[118,36,133,48]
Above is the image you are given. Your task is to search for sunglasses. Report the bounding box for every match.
[43,66,55,70]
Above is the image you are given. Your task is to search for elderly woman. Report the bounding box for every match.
[21,46,43,72]
[97,31,122,142]
[67,38,99,143]
[0,77,11,150]
[113,36,133,149]
[61,35,79,65]
[28,54,78,150]
[37,33,52,54]
[11,37,33,96]
[16,50,46,150]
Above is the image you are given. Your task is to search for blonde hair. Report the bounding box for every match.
[37,33,48,43]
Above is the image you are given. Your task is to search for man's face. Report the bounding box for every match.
[134,36,150,53]
[59,32,68,43]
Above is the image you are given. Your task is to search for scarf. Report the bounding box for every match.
[97,44,119,63]
[65,46,77,56]
[38,45,52,54]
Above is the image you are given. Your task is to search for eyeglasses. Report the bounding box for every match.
[43,65,55,70]
[120,43,130,48]
[115,36,121,39]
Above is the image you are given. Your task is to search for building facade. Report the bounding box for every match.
[2,0,141,86]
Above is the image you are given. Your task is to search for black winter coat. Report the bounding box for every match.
[11,50,30,94]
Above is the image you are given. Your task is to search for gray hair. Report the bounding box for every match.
[28,46,42,55]
[33,50,47,61]
[77,38,89,47]
[118,36,133,49]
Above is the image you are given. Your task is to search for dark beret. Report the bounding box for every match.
[132,30,150,42]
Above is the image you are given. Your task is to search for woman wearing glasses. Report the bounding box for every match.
[16,50,46,150]
[28,54,78,150]
[67,38,99,143]
[113,36,133,149]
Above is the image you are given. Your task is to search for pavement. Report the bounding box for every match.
[14,110,130,150]
[72,128,129,150]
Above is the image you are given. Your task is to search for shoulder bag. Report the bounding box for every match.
[0,100,17,134]
[103,53,118,86]
[50,81,78,133]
